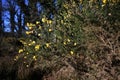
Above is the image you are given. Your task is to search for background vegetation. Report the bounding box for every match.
[0,0,120,80]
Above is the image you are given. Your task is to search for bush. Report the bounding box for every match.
[12,0,120,80]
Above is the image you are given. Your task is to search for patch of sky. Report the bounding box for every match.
[4,21,11,32]
[25,0,29,6]
[36,2,42,14]
[49,13,54,19]
[54,0,57,6]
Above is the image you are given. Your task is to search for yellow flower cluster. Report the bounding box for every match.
[26,31,33,35]
[47,20,52,24]
[72,1,76,7]
[26,23,36,30]
[63,39,71,45]
[42,18,46,22]
[27,23,35,27]
[28,40,36,46]
[32,41,36,44]
[63,4,69,9]
[42,17,52,24]
[35,45,40,51]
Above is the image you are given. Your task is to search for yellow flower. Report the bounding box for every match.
[102,0,106,3]
[32,41,36,44]
[48,29,52,32]
[64,16,67,19]
[42,18,46,22]
[24,62,26,64]
[28,43,32,46]
[19,49,23,53]
[32,24,36,26]
[26,31,33,35]
[26,65,29,67]
[38,34,41,36]
[29,23,35,26]
[14,58,17,61]
[29,26,32,30]
[27,23,30,26]
[34,58,37,61]
[33,55,37,61]
[15,56,18,59]
[61,20,63,24]
[72,1,76,7]
[68,11,72,15]
[80,0,82,3]
[70,51,74,55]
[35,45,40,51]
[39,26,42,29]
[67,39,70,42]
[36,21,40,24]
[64,42,66,45]
[90,0,93,2]
[63,4,68,9]
[33,56,36,59]
[24,56,27,59]
[47,20,52,24]
[102,4,105,7]
[74,43,77,46]
[46,43,50,48]
[26,52,29,54]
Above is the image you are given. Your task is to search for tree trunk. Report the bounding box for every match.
[10,7,16,36]
[17,10,22,37]
[0,0,3,42]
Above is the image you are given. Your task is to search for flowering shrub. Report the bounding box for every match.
[15,0,119,70]
[14,0,85,67]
